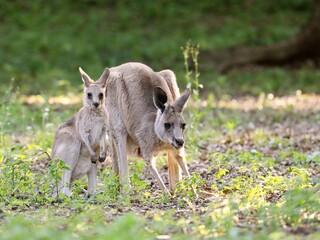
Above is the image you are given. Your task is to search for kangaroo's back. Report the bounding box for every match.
[106,62,177,139]
[157,69,180,101]
[51,115,80,161]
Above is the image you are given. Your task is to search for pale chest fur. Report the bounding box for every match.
[77,108,107,149]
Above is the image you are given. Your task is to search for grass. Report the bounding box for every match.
[0,0,319,96]
[1,0,320,239]
[0,81,319,239]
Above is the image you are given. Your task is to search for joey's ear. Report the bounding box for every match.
[153,87,168,113]
[97,68,110,88]
[172,88,191,113]
[79,67,93,87]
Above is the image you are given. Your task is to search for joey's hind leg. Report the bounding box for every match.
[52,136,80,197]
[57,170,72,197]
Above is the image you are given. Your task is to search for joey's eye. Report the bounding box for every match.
[164,123,172,130]
[181,123,186,130]
[99,93,104,99]
[87,93,92,99]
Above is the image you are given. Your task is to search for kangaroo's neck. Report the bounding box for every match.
[154,110,163,141]
[83,106,106,116]
[91,107,106,114]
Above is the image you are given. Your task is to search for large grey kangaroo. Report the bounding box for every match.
[51,67,109,196]
[106,62,191,195]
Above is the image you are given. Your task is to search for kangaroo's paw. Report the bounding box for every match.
[99,152,106,162]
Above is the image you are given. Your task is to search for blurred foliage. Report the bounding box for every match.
[0,0,318,95]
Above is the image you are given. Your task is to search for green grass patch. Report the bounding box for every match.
[1,83,319,238]
[0,0,317,96]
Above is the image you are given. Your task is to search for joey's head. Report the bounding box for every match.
[153,87,191,149]
[79,67,110,110]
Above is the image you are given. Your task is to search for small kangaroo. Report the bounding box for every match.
[51,67,109,196]
[106,62,192,195]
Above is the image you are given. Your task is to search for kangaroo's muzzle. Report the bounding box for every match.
[93,102,99,108]
[172,137,184,149]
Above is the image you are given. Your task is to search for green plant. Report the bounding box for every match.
[175,172,203,200]
[47,156,70,199]
[98,169,121,202]
[289,166,311,188]
[182,41,202,101]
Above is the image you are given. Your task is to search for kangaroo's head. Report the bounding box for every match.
[79,67,110,110]
[153,87,191,149]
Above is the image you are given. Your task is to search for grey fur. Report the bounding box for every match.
[51,68,109,196]
[105,62,191,195]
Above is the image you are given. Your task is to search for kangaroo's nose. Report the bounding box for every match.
[174,138,184,148]
[93,102,99,108]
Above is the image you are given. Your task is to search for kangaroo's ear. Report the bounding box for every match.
[97,68,110,88]
[172,88,191,113]
[79,67,93,87]
[153,87,168,113]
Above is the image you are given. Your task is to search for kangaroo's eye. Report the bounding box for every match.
[99,93,104,99]
[164,123,172,130]
[181,123,186,130]
[87,93,92,99]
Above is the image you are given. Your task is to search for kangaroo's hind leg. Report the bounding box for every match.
[110,137,119,176]
[108,120,130,193]
[87,162,97,196]
[113,131,130,193]
[52,131,81,197]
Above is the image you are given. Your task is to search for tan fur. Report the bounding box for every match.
[105,62,191,195]
[51,68,109,196]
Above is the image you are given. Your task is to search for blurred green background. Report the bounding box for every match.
[0,0,318,96]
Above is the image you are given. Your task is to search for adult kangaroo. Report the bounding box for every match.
[106,62,192,195]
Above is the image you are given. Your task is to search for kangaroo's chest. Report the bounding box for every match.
[84,115,106,147]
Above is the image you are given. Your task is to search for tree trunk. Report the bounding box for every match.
[205,0,320,73]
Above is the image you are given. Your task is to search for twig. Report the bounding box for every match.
[33,151,52,161]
